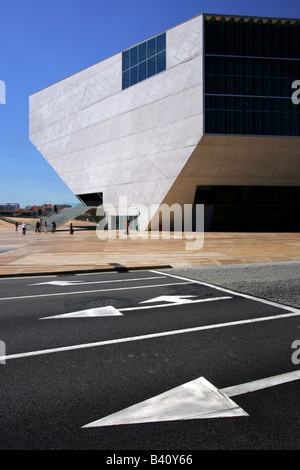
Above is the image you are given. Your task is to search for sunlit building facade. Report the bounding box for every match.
[29,14,300,231]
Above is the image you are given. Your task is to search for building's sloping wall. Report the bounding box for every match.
[29,15,204,228]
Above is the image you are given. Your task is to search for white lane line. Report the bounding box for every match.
[152,270,300,313]
[29,276,166,286]
[1,310,300,362]
[0,281,192,301]
[221,370,300,397]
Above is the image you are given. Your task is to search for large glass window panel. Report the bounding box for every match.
[130,65,138,85]
[122,70,130,89]
[157,50,166,73]
[205,95,299,136]
[122,50,130,72]
[138,60,147,82]
[148,37,157,58]
[130,46,138,67]
[139,42,147,62]
[205,56,300,97]
[205,16,300,58]
[147,55,156,77]
[157,33,166,53]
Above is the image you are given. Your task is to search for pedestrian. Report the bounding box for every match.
[44,221,47,233]
[22,222,26,235]
[35,221,40,233]
[15,221,18,231]
[126,219,130,235]
[70,222,74,235]
[51,221,56,233]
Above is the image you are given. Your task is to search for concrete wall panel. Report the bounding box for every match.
[29,14,204,225]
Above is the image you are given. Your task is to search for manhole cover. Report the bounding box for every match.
[84,298,120,308]
[65,297,126,310]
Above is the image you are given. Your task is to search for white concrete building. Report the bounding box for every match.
[29,14,300,232]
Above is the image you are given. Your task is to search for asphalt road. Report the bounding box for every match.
[0,263,299,454]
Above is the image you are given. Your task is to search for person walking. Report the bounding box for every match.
[126,219,130,235]
[22,222,26,235]
[44,221,48,233]
[70,222,74,235]
[15,221,19,231]
[51,221,56,233]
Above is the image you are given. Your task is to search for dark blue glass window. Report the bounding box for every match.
[122,32,166,89]
[139,61,147,82]
[122,70,130,89]
[204,16,300,136]
[122,50,129,72]
[130,66,138,85]
[148,55,156,77]
[157,33,166,53]
[157,50,166,73]
[130,46,138,67]
[148,38,157,57]
[139,43,147,62]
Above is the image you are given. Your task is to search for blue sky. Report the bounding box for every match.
[0,0,299,207]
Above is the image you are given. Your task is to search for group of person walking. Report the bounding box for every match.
[15,220,73,234]
[35,220,48,232]
[34,220,58,233]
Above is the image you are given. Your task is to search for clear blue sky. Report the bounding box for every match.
[0,0,299,207]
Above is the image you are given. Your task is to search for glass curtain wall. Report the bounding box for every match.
[204,16,300,136]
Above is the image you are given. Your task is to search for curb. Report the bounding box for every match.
[0,265,173,278]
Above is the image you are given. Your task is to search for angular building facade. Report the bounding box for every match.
[29,13,300,231]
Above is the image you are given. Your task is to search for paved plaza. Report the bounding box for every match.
[0,218,299,276]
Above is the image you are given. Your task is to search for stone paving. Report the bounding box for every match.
[0,218,299,276]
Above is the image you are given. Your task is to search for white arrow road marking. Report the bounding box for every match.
[29,276,165,286]
[141,295,198,304]
[138,294,233,308]
[40,305,123,319]
[82,377,249,428]
[30,280,83,286]
[82,370,300,428]
[40,295,232,319]
[220,370,300,397]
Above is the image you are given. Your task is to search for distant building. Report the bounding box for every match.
[43,204,53,213]
[26,204,53,216]
[0,203,20,211]
[29,13,300,231]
